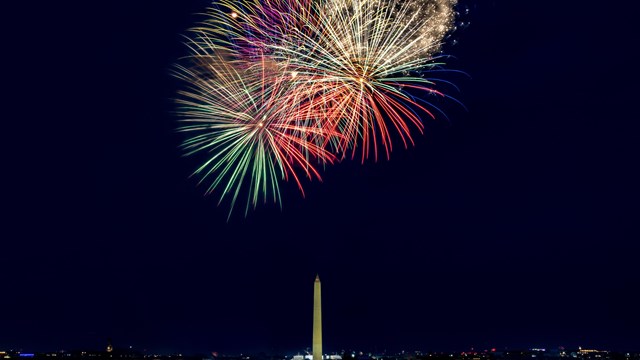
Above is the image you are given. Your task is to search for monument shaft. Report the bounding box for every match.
[313,275,322,360]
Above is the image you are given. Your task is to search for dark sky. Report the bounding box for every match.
[3,0,639,355]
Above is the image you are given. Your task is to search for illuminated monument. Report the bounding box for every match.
[313,275,322,360]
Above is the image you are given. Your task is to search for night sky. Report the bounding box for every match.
[3,0,640,355]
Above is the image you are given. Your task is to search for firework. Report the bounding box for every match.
[174,0,460,216]
[192,0,317,61]
[204,0,458,161]
[276,0,458,161]
[174,39,337,218]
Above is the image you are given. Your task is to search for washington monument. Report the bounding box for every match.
[313,275,322,360]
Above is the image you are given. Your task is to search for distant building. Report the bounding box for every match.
[313,276,322,360]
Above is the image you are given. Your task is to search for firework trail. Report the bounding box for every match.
[174,0,460,217]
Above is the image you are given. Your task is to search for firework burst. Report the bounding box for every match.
[174,39,337,218]
[271,0,458,161]
[174,0,461,217]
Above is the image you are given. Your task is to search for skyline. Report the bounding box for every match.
[2,341,638,356]
[1,273,637,354]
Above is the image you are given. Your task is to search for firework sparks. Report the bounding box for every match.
[174,0,461,217]
[261,0,459,161]
[174,44,337,218]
